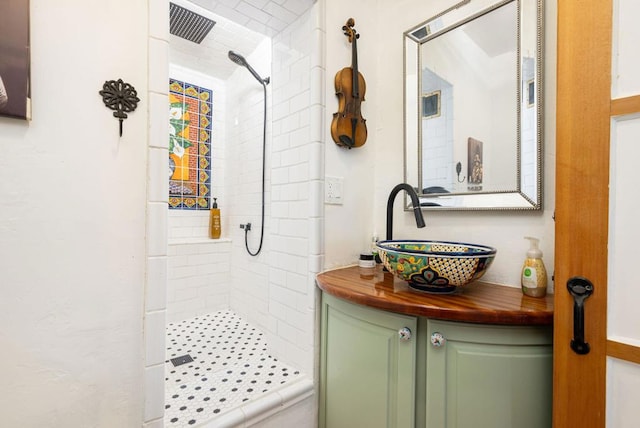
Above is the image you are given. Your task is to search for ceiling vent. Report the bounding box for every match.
[169,2,216,44]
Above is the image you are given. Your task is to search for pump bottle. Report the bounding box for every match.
[521,237,547,297]
[209,198,221,239]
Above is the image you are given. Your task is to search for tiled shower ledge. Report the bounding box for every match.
[165,311,313,427]
[168,237,232,245]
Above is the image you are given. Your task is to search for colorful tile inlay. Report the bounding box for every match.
[169,79,213,210]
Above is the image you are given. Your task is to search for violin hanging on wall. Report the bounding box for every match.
[331,18,367,149]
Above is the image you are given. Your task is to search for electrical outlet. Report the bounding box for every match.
[325,176,344,204]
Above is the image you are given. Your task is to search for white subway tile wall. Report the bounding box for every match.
[167,240,232,323]
[265,6,322,376]
[189,0,314,38]
[169,210,212,240]
[146,0,171,424]
[226,36,274,353]
[166,65,229,325]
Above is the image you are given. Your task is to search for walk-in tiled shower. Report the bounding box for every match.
[158,1,321,425]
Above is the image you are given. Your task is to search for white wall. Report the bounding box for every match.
[324,0,379,266]
[324,0,557,291]
[607,0,640,422]
[0,1,153,426]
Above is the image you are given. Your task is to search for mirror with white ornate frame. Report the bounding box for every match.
[404,0,543,210]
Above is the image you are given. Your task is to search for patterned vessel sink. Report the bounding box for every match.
[376,240,497,293]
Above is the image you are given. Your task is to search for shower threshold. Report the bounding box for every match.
[164,311,312,427]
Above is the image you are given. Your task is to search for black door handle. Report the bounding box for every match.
[567,276,594,355]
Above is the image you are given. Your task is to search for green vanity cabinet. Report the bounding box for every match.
[319,292,553,428]
[319,293,418,428]
[316,266,553,428]
[424,319,553,428]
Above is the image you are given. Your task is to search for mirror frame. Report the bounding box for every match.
[403,0,544,211]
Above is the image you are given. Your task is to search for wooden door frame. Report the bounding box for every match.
[554,1,612,426]
[555,1,640,426]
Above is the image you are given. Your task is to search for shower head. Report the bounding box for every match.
[228,50,270,85]
[228,50,247,67]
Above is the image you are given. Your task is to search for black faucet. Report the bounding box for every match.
[386,183,426,240]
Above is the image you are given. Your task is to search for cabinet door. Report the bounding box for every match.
[426,319,552,428]
[320,293,417,428]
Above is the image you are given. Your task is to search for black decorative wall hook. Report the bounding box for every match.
[456,161,466,183]
[99,79,140,136]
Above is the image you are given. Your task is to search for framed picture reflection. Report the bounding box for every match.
[0,0,31,120]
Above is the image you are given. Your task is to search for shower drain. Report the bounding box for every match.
[170,354,194,367]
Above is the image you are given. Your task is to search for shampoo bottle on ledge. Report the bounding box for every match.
[209,198,221,239]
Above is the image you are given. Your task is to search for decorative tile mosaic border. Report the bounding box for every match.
[165,311,302,427]
[168,79,213,210]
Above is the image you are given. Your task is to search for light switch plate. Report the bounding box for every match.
[325,176,344,205]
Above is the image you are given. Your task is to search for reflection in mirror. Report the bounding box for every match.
[404,0,543,210]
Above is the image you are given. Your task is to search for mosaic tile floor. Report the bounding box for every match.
[164,311,302,427]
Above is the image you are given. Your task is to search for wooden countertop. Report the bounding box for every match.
[316,265,553,325]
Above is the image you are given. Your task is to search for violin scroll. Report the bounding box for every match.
[342,18,358,42]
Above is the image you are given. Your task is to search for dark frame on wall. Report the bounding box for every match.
[0,0,31,120]
[421,90,441,119]
[527,78,535,107]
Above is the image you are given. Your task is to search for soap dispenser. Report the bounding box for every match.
[209,198,221,239]
[521,237,547,297]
